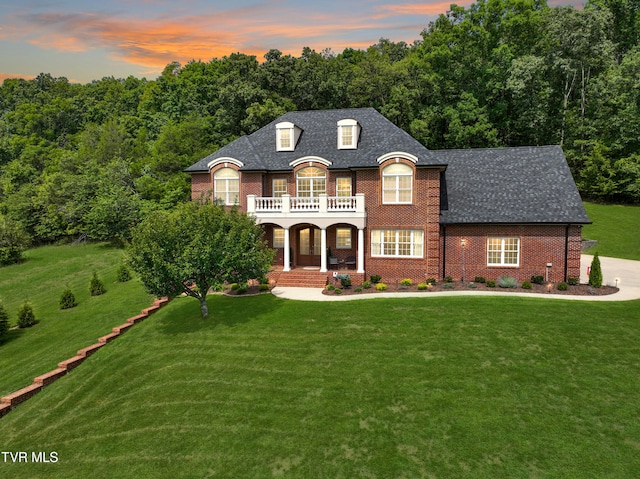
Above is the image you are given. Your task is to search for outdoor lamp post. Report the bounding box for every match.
[461,238,466,283]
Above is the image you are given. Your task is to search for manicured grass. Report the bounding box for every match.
[583,202,640,260]
[0,243,154,396]
[1,293,639,478]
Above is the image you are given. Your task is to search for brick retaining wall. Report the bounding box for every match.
[0,297,169,419]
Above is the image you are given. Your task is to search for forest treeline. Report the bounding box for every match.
[0,0,639,247]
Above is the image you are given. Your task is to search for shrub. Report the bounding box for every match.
[326,284,335,291]
[361,280,372,289]
[334,288,343,295]
[259,283,270,292]
[417,282,428,290]
[443,283,454,289]
[17,302,37,328]
[89,272,106,296]
[521,281,532,290]
[474,276,486,283]
[557,282,569,291]
[354,287,362,293]
[400,278,412,287]
[425,277,437,285]
[467,283,477,289]
[236,283,248,294]
[230,283,239,291]
[59,287,77,309]
[567,276,579,286]
[0,302,9,344]
[486,280,496,288]
[444,276,453,283]
[116,263,132,282]
[337,274,351,288]
[531,275,544,285]
[589,253,603,288]
[376,282,387,291]
[370,275,381,284]
[498,276,518,288]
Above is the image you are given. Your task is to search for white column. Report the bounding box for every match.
[282,194,291,214]
[283,227,291,272]
[247,195,256,213]
[320,227,327,273]
[319,194,328,213]
[357,228,365,273]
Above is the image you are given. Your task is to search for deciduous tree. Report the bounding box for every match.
[126,201,274,318]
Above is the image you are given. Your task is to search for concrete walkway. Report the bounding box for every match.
[272,255,640,302]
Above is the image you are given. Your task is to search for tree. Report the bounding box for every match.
[17,302,36,328]
[0,302,9,344]
[589,252,603,288]
[126,201,275,318]
[0,215,30,266]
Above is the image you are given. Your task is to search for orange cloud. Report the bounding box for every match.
[7,2,434,75]
[0,73,36,83]
[374,1,476,17]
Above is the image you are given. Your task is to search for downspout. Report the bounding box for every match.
[564,224,570,282]
[442,225,447,280]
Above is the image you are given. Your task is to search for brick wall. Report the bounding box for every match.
[191,173,211,201]
[442,224,583,283]
[357,162,443,284]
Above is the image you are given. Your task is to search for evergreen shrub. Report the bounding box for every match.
[59,287,77,309]
[90,272,106,296]
[17,302,37,328]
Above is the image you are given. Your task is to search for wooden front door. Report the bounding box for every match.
[298,227,321,266]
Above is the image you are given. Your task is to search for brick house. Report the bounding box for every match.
[186,108,589,286]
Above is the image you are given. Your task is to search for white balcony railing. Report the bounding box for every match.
[248,194,365,215]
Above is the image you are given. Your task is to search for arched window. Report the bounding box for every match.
[382,163,413,204]
[214,168,239,205]
[297,167,326,198]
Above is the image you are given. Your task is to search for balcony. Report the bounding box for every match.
[247,193,366,228]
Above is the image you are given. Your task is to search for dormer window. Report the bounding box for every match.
[337,119,360,150]
[276,121,302,152]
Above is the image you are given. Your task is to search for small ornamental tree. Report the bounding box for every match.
[0,302,9,343]
[116,263,132,283]
[589,252,603,288]
[90,272,106,296]
[59,287,78,309]
[127,201,275,318]
[17,302,36,328]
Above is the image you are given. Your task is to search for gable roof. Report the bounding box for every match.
[436,146,590,224]
[185,108,445,172]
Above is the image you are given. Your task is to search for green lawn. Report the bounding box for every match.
[1,204,639,478]
[583,202,640,260]
[0,293,639,478]
[0,243,154,396]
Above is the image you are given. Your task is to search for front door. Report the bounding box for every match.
[298,227,321,266]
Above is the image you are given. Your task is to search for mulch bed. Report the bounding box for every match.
[322,280,618,297]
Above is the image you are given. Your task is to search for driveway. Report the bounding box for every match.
[580,255,640,301]
[272,255,640,302]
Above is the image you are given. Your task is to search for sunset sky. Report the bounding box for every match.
[1,0,577,84]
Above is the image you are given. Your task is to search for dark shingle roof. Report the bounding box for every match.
[436,146,590,224]
[186,109,589,225]
[185,108,444,172]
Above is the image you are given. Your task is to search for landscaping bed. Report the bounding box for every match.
[323,279,618,296]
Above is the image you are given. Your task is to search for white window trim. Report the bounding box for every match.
[272,178,287,197]
[273,228,285,248]
[336,228,352,249]
[337,119,360,149]
[382,163,413,204]
[214,168,239,206]
[487,237,521,267]
[336,177,352,197]
[276,121,302,152]
[371,229,424,258]
[296,167,326,198]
